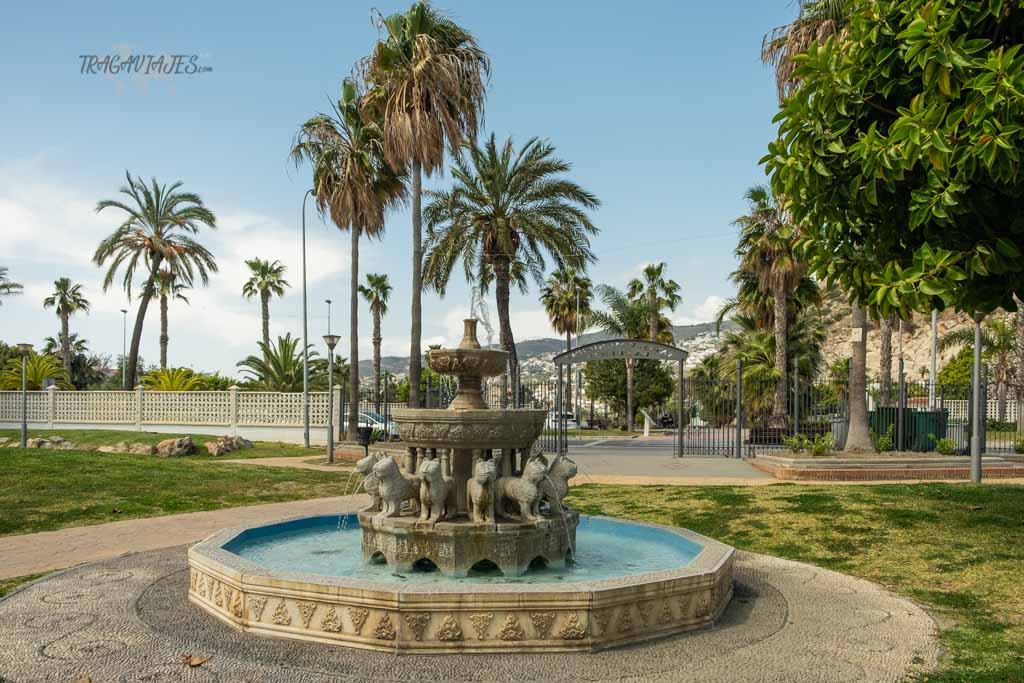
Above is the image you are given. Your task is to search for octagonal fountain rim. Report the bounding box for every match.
[188,513,734,597]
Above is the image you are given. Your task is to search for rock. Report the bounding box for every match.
[156,436,194,457]
[129,443,156,455]
[204,440,230,456]
[26,438,48,448]
[229,436,254,450]
[0,437,10,446]
[204,435,253,456]
[48,436,66,445]
[98,442,130,454]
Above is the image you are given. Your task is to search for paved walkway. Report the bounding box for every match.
[0,494,367,581]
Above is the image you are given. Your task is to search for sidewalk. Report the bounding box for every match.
[0,494,367,581]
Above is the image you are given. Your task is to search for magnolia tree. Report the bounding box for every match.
[765,0,1024,450]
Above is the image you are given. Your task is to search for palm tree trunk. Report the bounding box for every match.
[348,228,361,438]
[846,302,872,451]
[408,158,423,408]
[879,315,893,404]
[159,293,169,369]
[649,311,658,343]
[996,361,1007,423]
[493,257,517,409]
[565,331,572,412]
[60,312,71,379]
[373,307,382,411]
[260,291,270,349]
[1016,303,1024,431]
[626,356,635,432]
[770,285,789,428]
[126,254,162,389]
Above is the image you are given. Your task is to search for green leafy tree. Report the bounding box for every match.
[688,355,736,428]
[41,334,106,389]
[941,317,1017,421]
[363,1,490,409]
[152,270,190,369]
[142,367,204,391]
[627,262,681,343]
[0,266,23,304]
[42,278,90,379]
[0,353,72,390]
[93,173,217,388]
[540,266,593,409]
[938,346,973,400]
[424,134,600,384]
[242,259,289,349]
[237,334,322,392]
[584,358,674,428]
[291,78,406,436]
[359,272,393,408]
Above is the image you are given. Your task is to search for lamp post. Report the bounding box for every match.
[301,188,314,449]
[120,309,128,390]
[16,343,33,448]
[929,310,938,408]
[324,333,341,464]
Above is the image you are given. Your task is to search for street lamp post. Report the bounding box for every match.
[324,333,341,464]
[120,309,128,390]
[301,188,314,449]
[16,343,33,448]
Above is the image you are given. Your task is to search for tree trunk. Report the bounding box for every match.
[846,302,872,451]
[60,312,71,379]
[260,291,270,350]
[373,306,382,411]
[348,227,361,438]
[649,309,658,344]
[1016,302,1024,431]
[997,372,1007,424]
[408,158,423,408]
[159,293,169,369]
[565,331,572,411]
[879,315,893,404]
[126,254,162,389]
[770,285,789,428]
[493,257,517,409]
[626,356,635,432]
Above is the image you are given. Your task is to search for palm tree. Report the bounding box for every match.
[363,1,490,408]
[0,267,23,304]
[42,278,91,378]
[242,259,290,348]
[627,263,681,342]
[152,270,191,369]
[237,334,322,392]
[423,135,600,383]
[93,172,217,389]
[762,0,850,100]
[142,367,204,391]
[733,186,806,429]
[0,353,72,390]
[291,78,407,437]
[42,333,88,357]
[359,272,393,409]
[541,266,593,410]
[589,285,650,432]
[941,317,1017,422]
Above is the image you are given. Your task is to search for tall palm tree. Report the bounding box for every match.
[93,172,217,389]
[42,333,88,357]
[153,269,190,369]
[733,186,806,429]
[423,135,600,383]
[762,0,850,100]
[540,266,593,409]
[42,278,90,378]
[0,267,23,304]
[941,317,1017,422]
[358,272,393,408]
[291,78,407,437]
[242,259,290,348]
[589,285,650,432]
[363,1,490,408]
[627,263,681,342]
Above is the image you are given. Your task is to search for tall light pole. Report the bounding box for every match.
[929,310,938,408]
[324,333,340,464]
[326,299,332,335]
[301,188,314,449]
[970,314,984,483]
[16,343,33,448]
[120,309,128,390]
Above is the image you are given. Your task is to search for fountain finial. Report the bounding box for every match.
[459,318,482,350]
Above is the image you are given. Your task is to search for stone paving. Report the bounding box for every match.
[0,545,938,682]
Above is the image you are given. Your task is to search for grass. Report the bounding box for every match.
[0,428,315,459]
[0,574,46,598]
[0,447,356,536]
[566,483,1024,682]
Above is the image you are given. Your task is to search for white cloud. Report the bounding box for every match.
[673,295,727,325]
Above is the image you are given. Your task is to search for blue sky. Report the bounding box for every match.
[0,0,795,375]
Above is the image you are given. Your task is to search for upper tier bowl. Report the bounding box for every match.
[427,347,508,379]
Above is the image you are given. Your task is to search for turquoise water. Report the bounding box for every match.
[224,514,702,586]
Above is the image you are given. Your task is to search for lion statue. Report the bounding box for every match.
[495,457,547,522]
[372,456,419,520]
[539,455,577,513]
[417,458,455,526]
[467,458,497,524]
[355,451,386,512]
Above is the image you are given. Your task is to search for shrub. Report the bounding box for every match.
[933,437,958,456]
[870,425,895,454]
[1015,441,1024,455]
[809,433,836,457]
[987,419,1015,432]
[783,434,810,453]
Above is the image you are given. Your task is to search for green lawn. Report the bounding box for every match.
[0,448,356,536]
[566,483,1024,682]
[0,428,315,459]
[0,574,46,598]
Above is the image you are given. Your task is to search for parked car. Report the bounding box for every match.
[358,411,397,440]
[545,411,580,430]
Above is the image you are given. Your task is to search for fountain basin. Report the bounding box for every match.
[391,408,546,449]
[188,514,734,653]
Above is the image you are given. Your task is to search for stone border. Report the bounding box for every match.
[751,454,1024,481]
[187,514,734,653]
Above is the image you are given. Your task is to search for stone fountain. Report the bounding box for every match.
[358,319,577,577]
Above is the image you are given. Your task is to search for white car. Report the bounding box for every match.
[545,411,580,430]
[358,411,397,439]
